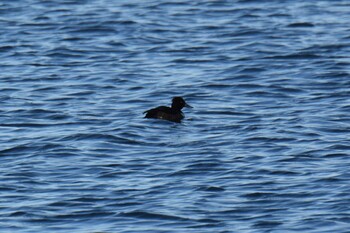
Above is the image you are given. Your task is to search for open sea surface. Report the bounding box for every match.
[1,0,350,232]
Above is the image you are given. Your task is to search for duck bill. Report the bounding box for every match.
[185,103,193,108]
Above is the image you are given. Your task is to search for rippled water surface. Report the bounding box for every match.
[1,0,350,232]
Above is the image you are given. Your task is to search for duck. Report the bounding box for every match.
[143,97,192,123]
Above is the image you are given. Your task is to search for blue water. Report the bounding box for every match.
[1,0,350,232]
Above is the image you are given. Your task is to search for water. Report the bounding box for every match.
[1,0,350,232]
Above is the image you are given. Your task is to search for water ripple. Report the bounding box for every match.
[1,0,350,232]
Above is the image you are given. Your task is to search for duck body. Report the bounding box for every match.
[143,97,192,123]
[144,106,184,123]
